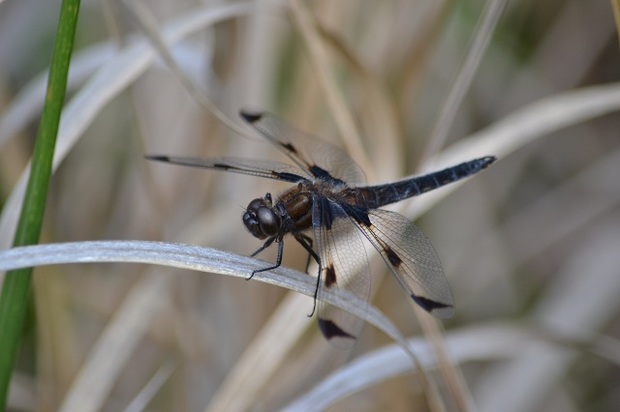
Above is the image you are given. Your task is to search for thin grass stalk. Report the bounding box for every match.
[421,0,507,165]
[288,0,373,177]
[0,0,81,408]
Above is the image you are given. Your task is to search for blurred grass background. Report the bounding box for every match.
[1,0,620,411]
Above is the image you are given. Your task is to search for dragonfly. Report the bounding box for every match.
[146,111,496,347]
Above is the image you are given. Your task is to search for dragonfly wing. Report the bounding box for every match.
[145,155,309,183]
[357,209,454,319]
[240,111,366,185]
[312,197,371,348]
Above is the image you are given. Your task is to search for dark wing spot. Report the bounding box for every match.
[317,197,335,230]
[341,204,371,226]
[324,264,337,288]
[309,165,330,179]
[239,110,263,123]
[411,294,451,312]
[281,142,298,154]
[273,172,308,183]
[145,155,171,162]
[385,246,402,267]
[318,319,355,340]
[310,165,347,185]
[211,163,233,170]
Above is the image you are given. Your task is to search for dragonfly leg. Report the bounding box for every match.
[248,237,283,280]
[250,236,276,258]
[293,233,320,273]
[293,233,322,317]
[308,269,321,318]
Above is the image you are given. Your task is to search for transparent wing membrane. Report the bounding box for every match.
[312,199,370,347]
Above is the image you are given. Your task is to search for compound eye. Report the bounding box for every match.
[247,198,265,213]
[256,207,279,237]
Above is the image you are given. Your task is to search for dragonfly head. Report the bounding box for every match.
[243,195,281,239]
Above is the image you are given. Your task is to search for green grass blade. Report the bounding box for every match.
[0,0,81,408]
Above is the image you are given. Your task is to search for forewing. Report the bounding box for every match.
[240,111,366,185]
[145,155,309,183]
[312,198,370,348]
[358,209,454,319]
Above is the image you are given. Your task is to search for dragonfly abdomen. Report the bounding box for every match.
[351,156,496,208]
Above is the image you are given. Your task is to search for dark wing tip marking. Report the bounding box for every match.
[318,319,355,340]
[239,110,264,123]
[411,294,454,318]
[324,264,337,288]
[145,155,171,162]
